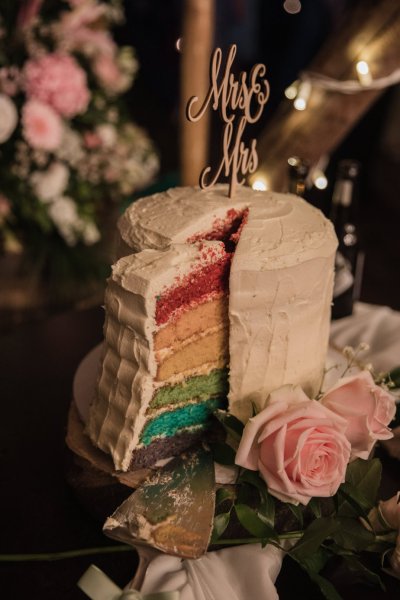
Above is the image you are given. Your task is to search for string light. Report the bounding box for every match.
[307,154,330,191]
[356,60,372,86]
[284,80,299,100]
[285,65,400,114]
[312,170,328,190]
[293,80,311,111]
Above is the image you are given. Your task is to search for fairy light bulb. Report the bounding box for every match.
[176,37,183,52]
[251,175,269,191]
[356,61,372,86]
[294,80,311,111]
[312,169,328,190]
[284,81,298,100]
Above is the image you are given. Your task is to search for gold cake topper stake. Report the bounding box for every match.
[186,45,270,198]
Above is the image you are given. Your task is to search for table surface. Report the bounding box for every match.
[0,306,399,599]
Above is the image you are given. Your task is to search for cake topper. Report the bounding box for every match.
[186,44,270,198]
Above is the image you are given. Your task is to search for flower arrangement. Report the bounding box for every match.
[0,0,158,293]
[210,349,400,598]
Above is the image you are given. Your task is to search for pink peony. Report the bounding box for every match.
[320,371,396,460]
[22,99,63,150]
[93,54,124,92]
[235,386,351,506]
[68,27,116,57]
[24,54,90,118]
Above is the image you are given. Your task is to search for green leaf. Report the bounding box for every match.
[210,512,231,543]
[215,487,235,507]
[332,518,375,552]
[342,555,385,590]
[235,504,278,541]
[238,470,267,498]
[337,482,372,519]
[291,517,340,560]
[298,547,330,574]
[289,554,342,600]
[237,470,276,527]
[209,442,236,466]
[308,498,322,519]
[236,482,254,505]
[214,410,244,440]
[287,503,304,528]
[304,570,343,600]
[344,459,381,508]
[258,496,276,529]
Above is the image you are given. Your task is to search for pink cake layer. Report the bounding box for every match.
[155,253,231,326]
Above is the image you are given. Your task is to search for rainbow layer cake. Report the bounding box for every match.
[87,185,337,471]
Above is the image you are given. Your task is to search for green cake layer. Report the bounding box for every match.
[140,397,225,446]
[150,369,229,409]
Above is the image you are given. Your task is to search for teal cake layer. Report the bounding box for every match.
[139,397,225,446]
[150,369,229,409]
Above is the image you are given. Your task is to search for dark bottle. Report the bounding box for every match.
[287,156,309,197]
[330,159,364,319]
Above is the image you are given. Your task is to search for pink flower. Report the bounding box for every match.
[320,371,396,460]
[24,54,90,118]
[0,194,11,219]
[93,54,125,92]
[235,386,351,505]
[83,130,102,149]
[22,99,63,150]
[17,0,43,29]
[68,27,116,57]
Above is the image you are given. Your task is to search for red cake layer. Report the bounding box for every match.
[186,208,244,245]
[155,254,231,326]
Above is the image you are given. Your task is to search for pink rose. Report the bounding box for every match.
[235,386,351,505]
[320,371,396,460]
[22,99,63,150]
[24,54,90,118]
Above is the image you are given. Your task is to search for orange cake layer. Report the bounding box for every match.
[154,295,228,351]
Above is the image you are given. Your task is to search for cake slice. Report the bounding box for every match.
[88,241,231,471]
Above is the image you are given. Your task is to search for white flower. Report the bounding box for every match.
[96,123,117,147]
[0,94,18,143]
[48,196,80,246]
[30,162,69,202]
[55,127,84,167]
[82,221,101,245]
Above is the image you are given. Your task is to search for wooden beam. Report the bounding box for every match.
[180,0,215,186]
[254,0,400,192]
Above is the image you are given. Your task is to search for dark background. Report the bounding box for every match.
[121,0,400,311]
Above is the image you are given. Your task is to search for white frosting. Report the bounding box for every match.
[118,184,264,253]
[228,196,337,421]
[89,185,337,471]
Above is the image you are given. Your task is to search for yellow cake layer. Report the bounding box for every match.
[156,327,229,381]
[154,295,228,352]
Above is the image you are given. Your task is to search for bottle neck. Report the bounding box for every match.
[332,179,354,208]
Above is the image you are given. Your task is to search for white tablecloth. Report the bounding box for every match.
[139,303,400,599]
